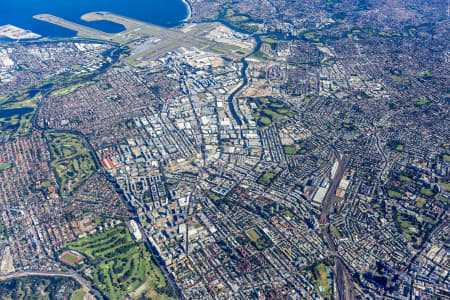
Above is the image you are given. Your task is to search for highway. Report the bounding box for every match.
[320,150,355,300]
[0,270,102,299]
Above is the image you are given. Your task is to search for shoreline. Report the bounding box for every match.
[0,24,41,40]
[181,0,192,22]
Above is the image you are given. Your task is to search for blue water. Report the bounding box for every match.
[2,0,188,37]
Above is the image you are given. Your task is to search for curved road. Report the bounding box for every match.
[0,271,102,299]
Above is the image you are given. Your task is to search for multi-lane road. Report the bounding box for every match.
[0,270,102,299]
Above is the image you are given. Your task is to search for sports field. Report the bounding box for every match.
[245,227,272,250]
[61,252,81,265]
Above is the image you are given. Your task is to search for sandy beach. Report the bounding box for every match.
[181,0,192,22]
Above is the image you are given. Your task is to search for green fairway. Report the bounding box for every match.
[394,209,436,246]
[260,36,280,49]
[303,31,319,41]
[208,193,220,201]
[415,197,427,208]
[0,162,12,171]
[250,97,295,126]
[220,9,260,33]
[0,92,39,138]
[65,225,174,300]
[440,182,450,192]
[45,132,96,196]
[252,50,268,60]
[50,81,95,97]
[260,36,279,45]
[229,15,249,22]
[259,117,271,125]
[420,188,434,197]
[395,214,416,241]
[263,109,283,120]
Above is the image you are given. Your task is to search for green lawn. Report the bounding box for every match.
[221,11,260,34]
[62,253,79,264]
[260,36,279,49]
[420,188,434,197]
[263,109,283,120]
[269,103,285,109]
[0,93,39,138]
[391,75,402,82]
[208,193,220,201]
[331,226,341,239]
[395,145,404,151]
[71,64,84,71]
[419,215,436,225]
[70,289,86,300]
[245,228,260,242]
[259,171,276,186]
[415,197,427,208]
[411,97,429,105]
[284,146,297,155]
[387,140,404,151]
[388,190,402,199]
[440,182,450,192]
[399,175,411,182]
